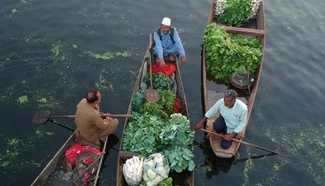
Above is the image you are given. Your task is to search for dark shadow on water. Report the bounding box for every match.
[48,119,75,132]
[194,139,235,179]
[194,138,278,179]
[96,134,119,183]
[233,152,277,164]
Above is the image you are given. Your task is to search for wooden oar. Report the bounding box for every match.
[201,129,279,155]
[32,110,133,124]
[48,119,75,132]
[144,34,160,102]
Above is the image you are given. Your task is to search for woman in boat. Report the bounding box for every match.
[152,17,187,67]
[194,89,247,149]
[74,90,119,149]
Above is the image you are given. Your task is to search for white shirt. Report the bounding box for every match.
[205,98,247,134]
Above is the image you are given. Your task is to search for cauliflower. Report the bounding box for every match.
[123,156,144,185]
[142,153,170,186]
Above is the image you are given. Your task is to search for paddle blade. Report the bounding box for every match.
[144,89,159,102]
[32,110,51,124]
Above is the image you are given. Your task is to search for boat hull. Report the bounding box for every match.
[116,36,194,186]
[202,1,266,158]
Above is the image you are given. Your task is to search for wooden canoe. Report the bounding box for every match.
[202,1,266,158]
[116,35,194,185]
[30,133,110,186]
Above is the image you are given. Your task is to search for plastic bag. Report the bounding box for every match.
[142,153,170,186]
[123,156,144,185]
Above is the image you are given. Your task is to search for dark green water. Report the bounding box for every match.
[1,0,324,185]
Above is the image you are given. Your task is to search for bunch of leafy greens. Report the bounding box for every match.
[217,0,252,27]
[139,177,173,186]
[122,113,165,157]
[139,102,169,122]
[157,90,176,114]
[131,90,145,112]
[143,72,171,90]
[204,23,263,83]
[159,113,195,172]
[122,113,195,173]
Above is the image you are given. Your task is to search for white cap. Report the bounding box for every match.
[161,17,171,26]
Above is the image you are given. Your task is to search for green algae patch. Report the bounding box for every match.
[12,9,17,13]
[115,51,131,57]
[51,40,63,57]
[242,149,254,186]
[45,132,54,136]
[9,138,21,146]
[25,36,46,44]
[0,138,22,168]
[18,95,29,104]
[95,74,111,91]
[36,97,60,108]
[72,44,78,48]
[35,130,53,137]
[37,98,47,103]
[85,51,131,60]
[21,0,27,4]
[85,51,114,60]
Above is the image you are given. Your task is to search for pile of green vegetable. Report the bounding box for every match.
[204,22,263,83]
[132,72,178,116]
[143,72,171,91]
[124,68,195,182]
[122,113,195,173]
[214,0,263,27]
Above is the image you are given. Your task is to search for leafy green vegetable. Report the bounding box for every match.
[158,177,173,186]
[132,89,145,112]
[204,23,263,83]
[143,72,171,91]
[122,112,165,157]
[162,145,195,173]
[159,113,195,172]
[139,102,169,121]
[139,177,173,186]
[157,90,176,114]
[217,0,252,27]
[122,113,195,173]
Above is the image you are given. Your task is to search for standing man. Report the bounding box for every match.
[74,90,119,149]
[152,17,187,67]
[194,89,247,149]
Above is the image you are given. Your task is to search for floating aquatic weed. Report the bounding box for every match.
[51,40,63,57]
[115,51,131,57]
[242,158,254,186]
[18,95,28,104]
[85,51,114,60]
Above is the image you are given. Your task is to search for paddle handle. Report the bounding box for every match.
[201,129,279,154]
[43,114,133,119]
[149,34,153,89]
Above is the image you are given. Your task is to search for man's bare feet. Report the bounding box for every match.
[169,54,176,61]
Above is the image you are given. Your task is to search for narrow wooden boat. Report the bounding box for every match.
[202,0,266,158]
[30,133,110,186]
[116,35,194,185]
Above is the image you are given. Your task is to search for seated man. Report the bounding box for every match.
[152,17,187,67]
[194,89,247,149]
[74,90,119,149]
